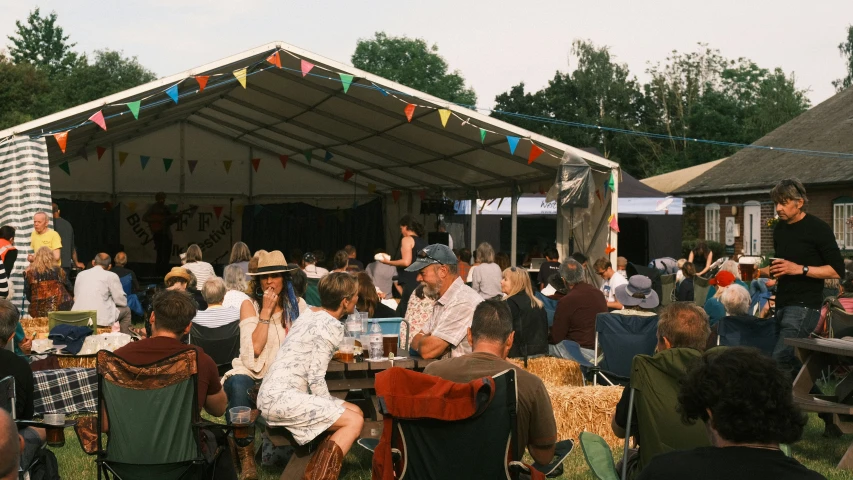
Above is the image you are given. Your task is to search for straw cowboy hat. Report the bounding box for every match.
[164,267,191,283]
[247,250,297,275]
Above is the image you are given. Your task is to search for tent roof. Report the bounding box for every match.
[621,171,667,198]
[0,41,618,199]
[640,159,726,194]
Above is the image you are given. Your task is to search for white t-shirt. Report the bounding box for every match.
[303,264,329,279]
[601,272,629,302]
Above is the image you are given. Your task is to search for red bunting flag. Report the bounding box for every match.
[251,158,261,172]
[343,169,354,182]
[300,60,314,77]
[404,104,416,122]
[279,155,288,169]
[528,144,545,164]
[596,189,603,204]
[266,51,281,69]
[392,190,401,203]
[605,244,616,255]
[195,76,209,92]
[213,206,223,219]
[89,111,107,131]
[96,146,106,160]
[419,190,426,201]
[53,131,69,153]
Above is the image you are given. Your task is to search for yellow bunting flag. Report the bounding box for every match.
[233,68,248,89]
[223,160,233,173]
[368,183,376,194]
[118,151,129,166]
[438,109,451,128]
[127,202,137,213]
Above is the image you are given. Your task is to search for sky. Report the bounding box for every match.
[1,0,852,111]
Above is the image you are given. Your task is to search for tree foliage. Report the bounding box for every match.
[352,32,476,106]
[7,7,77,77]
[833,24,853,92]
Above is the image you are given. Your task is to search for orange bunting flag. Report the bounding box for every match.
[213,206,223,219]
[609,215,620,233]
[89,111,107,131]
[528,144,545,164]
[392,190,401,203]
[404,104,416,122]
[279,155,288,169]
[53,131,69,153]
[605,244,616,255]
[344,169,354,182]
[195,76,209,92]
[96,146,106,160]
[300,59,314,77]
[438,109,451,127]
[251,158,261,172]
[223,160,233,173]
[266,51,281,68]
[233,68,248,89]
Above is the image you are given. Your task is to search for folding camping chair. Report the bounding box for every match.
[304,278,321,307]
[826,296,853,339]
[1,375,45,479]
[188,321,241,377]
[534,291,558,327]
[593,313,659,386]
[659,274,676,307]
[716,316,776,356]
[692,276,710,309]
[48,310,98,335]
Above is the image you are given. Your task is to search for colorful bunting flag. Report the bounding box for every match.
[528,144,545,164]
[53,131,69,153]
[96,146,106,160]
[392,190,401,203]
[300,60,314,77]
[609,215,620,233]
[596,189,603,204]
[89,110,107,131]
[404,104,416,122]
[279,155,288,169]
[480,129,487,144]
[339,73,354,94]
[343,169,354,182]
[127,202,137,212]
[195,76,209,92]
[118,151,129,166]
[235,205,244,216]
[188,160,198,173]
[603,179,609,197]
[368,183,376,194]
[58,161,70,175]
[213,206,223,219]
[266,51,281,69]
[223,160,233,173]
[304,150,313,163]
[234,68,248,89]
[506,136,520,155]
[163,158,174,172]
[438,109,451,127]
[127,101,141,120]
[605,244,616,255]
[324,151,333,162]
[166,85,179,104]
[608,171,616,192]
[77,148,88,161]
[140,155,150,170]
[251,158,261,172]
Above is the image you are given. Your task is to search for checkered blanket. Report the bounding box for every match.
[33,368,97,415]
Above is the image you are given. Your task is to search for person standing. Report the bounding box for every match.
[0,226,17,280]
[380,215,427,316]
[27,212,61,266]
[142,192,177,276]
[764,179,844,376]
[51,202,84,277]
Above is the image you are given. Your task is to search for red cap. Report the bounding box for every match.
[709,270,735,287]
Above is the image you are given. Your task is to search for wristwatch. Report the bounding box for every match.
[802,266,809,276]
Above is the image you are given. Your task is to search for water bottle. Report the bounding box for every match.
[369,319,383,361]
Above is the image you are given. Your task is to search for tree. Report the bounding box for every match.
[7,8,77,77]
[55,50,157,107]
[0,54,52,130]
[833,25,853,92]
[352,32,476,106]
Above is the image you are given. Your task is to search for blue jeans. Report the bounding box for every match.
[773,306,820,377]
[750,278,770,297]
[549,342,595,363]
[223,374,258,424]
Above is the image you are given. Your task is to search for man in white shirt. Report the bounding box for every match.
[593,257,628,310]
[72,253,131,333]
[192,277,239,328]
[302,252,329,279]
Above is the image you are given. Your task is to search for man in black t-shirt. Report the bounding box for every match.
[537,247,561,290]
[763,179,844,376]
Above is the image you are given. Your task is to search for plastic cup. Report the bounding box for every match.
[339,337,355,363]
[44,413,66,447]
[382,334,398,357]
[229,406,251,439]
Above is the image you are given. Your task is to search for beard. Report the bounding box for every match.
[422,280,443,299]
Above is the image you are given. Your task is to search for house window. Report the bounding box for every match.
[705,203,720,242]
[833,197,853,249]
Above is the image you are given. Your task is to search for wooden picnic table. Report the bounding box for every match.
[786,337,853,469]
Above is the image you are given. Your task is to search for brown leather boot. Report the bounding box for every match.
[237,441,258,480]
[302,438,344,480]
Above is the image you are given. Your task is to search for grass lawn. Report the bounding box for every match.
[47,411,853,479]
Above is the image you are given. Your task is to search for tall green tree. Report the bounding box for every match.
[0,54,52,129]
[7,7,78,77]
[55,50,157,107]
[352,32,476,106]
[833,24,853,92]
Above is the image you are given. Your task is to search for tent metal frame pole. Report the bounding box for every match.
[179,122,186,202]
[110,144,116,201]
[511,189,518,267]
[470,197,477,251]
[610,168,619,265]
[248,146,254,203]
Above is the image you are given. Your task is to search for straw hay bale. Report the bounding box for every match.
[507,356,584,387]
[547,385,624,447]
[20,317,49,339]
[57,355,97,369]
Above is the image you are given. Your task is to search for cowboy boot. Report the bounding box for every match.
[237,441,258,480]
[227,436,240,475]
[302,438,344,480]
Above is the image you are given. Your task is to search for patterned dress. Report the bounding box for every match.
[256,308,345,445]
[24,267,73,318]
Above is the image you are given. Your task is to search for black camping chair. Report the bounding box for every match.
[188,321,241,377]
[1,375,46,479]
[593,313,659,386]
[716,315,776,356]
[826,296,853,339]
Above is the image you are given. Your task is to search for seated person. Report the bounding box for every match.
[500,266,549,359]
[424,300,558,465]
[331,250,349,273]
[115,290,226,417]
[0,409,21,480]
[0,299,45,472]
[704,271,736,326]
[192,277,239,328]
[408,244,483,359]
[612,276,659,316]
[256,273,364,479]
[611,302,711,477]
[594,257,628,310]
[110,252,139,293]
[344,245,364,272]
[72,253,131,333]
[676,262,696,302]
[355,273,397,318]
[164,267,207,311]
[302,252,329,279]
[637,347,824,480]
[706,284,757,349]
[548,259,607,362]
[537,247,561,291]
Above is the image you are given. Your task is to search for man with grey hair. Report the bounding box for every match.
[27,211,61,265]
[72,253,131,333]
[761,178,844,375]
[549,258,608,361]
[192,277,239,328]
[720,284,751,317]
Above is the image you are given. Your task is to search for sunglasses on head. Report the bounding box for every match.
[417,250,443,265]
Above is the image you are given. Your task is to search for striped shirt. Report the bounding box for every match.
[192,305,240,328]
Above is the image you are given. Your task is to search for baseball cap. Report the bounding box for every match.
[404,244,458,272]
[709,270,735,287]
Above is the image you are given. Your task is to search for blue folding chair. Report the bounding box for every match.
[535,291,559,327]
[716,315,777,356]
[119,274,144,317]
[593,313,659,386]
[372,318,411,351]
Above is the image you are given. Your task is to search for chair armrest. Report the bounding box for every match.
[531,439,574,477]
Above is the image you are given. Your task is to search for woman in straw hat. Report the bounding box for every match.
[257,272,364,479]
[222,250,304,479]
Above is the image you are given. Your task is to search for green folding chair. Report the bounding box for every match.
[304,278,321,307]
[692,276,710,308]
[579,431,620,480]
[660,274,676,307]
[48,310,98,335]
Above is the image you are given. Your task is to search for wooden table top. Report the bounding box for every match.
[327,356,437,373]
[785,337,853,357]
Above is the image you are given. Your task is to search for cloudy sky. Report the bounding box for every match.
[1,0,851,110]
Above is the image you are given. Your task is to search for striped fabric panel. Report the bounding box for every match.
[0,136,53,315]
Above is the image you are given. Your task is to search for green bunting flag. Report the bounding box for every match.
[163,158,173,172]
[339,74,354,94]
[480,129,487,144]
[304,149,313,164]
[608,171,616,192]
[58,161,70,175]
[127,101,141,120]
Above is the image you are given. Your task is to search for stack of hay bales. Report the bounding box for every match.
[19,317,108,368]
[20,317,50,339]
[507,357,584,387]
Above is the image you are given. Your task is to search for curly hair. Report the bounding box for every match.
[678,347,806,445]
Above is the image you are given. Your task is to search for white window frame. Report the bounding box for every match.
[705,203,721,242]
[833,199,853,250]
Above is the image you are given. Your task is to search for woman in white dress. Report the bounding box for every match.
[257,272,364,479]
[182,244,216,290]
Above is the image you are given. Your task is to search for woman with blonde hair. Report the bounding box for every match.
[470,242,503,300]
[24,246,73,318]
[183,244,215,290]
[229,241,252,280]
[500,266,549,359]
